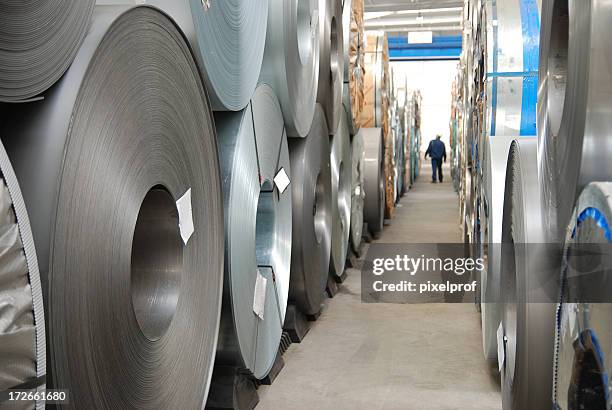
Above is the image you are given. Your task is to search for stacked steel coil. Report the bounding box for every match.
[362,127,385,238]
[317,0,344,133]
[214,84,292,380]
[288,105,332,316]
[329,107,352,280]
[0,0,95,102]
[0,6,225,406]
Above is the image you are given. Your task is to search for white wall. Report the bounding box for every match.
[391,60,457,152]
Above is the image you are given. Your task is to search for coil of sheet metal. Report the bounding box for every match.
[484,0,540,137]
[349,129,365,255]
[0,142,45,408]
[342,0,365,135]
[260,0,320,137]
[317,0,344,134]
[0,6,224,407]
[0,0,94,102]
[553,182,612,409]
[538,0,612,245]
[288,104,332,316]
[214,84,291,380]
[362,127,385,238]
[329,106,352,279]
[98,0,268,111]
[499,139,556,410]
[480,135,529,361]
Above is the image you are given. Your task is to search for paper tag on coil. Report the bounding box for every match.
[274,168,290,194]
[176,188,194,245]
[497,322,505,372]
[355,186,361,196]
[253,270,267,320]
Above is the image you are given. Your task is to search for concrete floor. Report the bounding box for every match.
[258,163,501,409]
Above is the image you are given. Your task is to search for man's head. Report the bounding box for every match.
[436,134,441,140]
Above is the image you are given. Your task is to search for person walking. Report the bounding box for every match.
[424,135,446,183]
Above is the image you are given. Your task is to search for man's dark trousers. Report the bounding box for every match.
[431,159,443,182]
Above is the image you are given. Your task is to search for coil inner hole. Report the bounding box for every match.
[131,186,183,341]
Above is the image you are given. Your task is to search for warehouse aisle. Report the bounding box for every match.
[258,162,501,410]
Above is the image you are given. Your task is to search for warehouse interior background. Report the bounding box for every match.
[0,0,607,409]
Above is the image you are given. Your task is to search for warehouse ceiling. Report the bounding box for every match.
[364,0,463,36]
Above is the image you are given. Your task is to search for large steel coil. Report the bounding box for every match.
[98,0,268,111]
[537,0,612,244]
[342,0,365,134]
[317,0,344,134]
[214,84,291,380]
[0,6,224,407]
[349,129,365,254]
[0,142,45,408]
[485,0,540,137]
[480,135,530,361]
[0,0,94,102]
[499,139,556,410]
[554,182,612,409]
[288,105,332,317]
[329,106,352,279]
[260,0,320,138]
[362,127,384,237]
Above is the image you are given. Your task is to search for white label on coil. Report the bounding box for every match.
[176,188,195,245]
[253,270,267,320]
[497,322,505,372]
[355,186,361,196]
[274,168,290,194]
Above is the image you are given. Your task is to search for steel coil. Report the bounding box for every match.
[329,106,352,278]
[350,129,365,254]
[317,0,344,134]
[0,142,45,408]
[288,104,331,316]
[362,127,384,237]
[537,0,612,244]
[554,182,612,409]
[0,6,224,407]
[0,0,94,102]
[260,0,320,138]
[342,0,365,134]
[499,139,556,409]
[480,135,530,361]
[485,0,540,137]
[214,84,291,380]
[98,0,268,111]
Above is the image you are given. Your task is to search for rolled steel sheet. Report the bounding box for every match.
[349,129,365,254]
[288,104,332,316]
[537,0,612,244]
[329,106,352,278]
[554,182,612,409]
[499,139,555,409]
[214,84,291,380]
[259,0,320,138]
[484,0,540,137]
[480,135,529,361]
[98,0,268,111]
[0,142,45,408]
[317,0,345,134]
[0,0,94,102]
[0,6,224,407]
[342,0,365,134]
[362,127,384,237]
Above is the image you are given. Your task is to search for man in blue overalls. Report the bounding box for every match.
[424,135,446,183]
